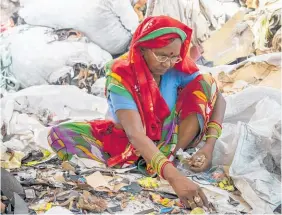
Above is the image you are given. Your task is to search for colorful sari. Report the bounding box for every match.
[48,16,218,168]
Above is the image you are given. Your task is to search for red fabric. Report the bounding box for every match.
[89,120,139,167]
[90,74,219,167]
[90,120,127,156]
[112,16,199,141]
[176,74,218,148]
[90,16,200,167]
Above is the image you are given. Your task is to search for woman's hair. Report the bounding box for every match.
[169,38,177,42]
[169,37,182,44]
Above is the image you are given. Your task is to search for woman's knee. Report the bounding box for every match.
[47,125,67,153]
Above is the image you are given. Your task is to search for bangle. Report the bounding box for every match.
[157,158,168,176]
[209,120,222,129]
[150,152,172,179]
[207,124,222,136]
[205,134,219,140]
[154,155,166,171]
[207,121,222,137]
[151,152,164,170]
[151,152,166,171]
[160,161,172,179]
[208,122,222,131]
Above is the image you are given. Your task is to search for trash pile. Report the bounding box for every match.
[1,0,281,214]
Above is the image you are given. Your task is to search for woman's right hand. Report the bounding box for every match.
[164,164,209,209]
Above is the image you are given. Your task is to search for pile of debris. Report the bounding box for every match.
[1,155,249,214]
[0,0,281,214]
[199,0,281,94]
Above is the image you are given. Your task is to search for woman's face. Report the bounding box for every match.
[142,38,182,76]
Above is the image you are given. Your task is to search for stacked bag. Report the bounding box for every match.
[1,0,139,93]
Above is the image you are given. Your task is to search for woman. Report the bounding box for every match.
[48,16,226,209]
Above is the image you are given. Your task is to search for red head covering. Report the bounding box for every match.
[111,16,198,140]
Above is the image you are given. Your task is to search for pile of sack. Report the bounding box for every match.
[0,0,139,93]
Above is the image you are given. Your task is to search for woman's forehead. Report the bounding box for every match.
[153,39,182,56]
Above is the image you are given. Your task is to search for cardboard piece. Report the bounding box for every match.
[85,171,112,190]
[258,70,281,89]
[216,62,281,94]
[229,62,279,84]
[246,0,259,9]
[202,11,254,66]
[85,171,128,192]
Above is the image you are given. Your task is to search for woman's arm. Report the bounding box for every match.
[116,109,208,208]
[205,92,226,147]
[116,109,177,179]
[189,92,226,172]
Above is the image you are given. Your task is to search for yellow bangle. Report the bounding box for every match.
[205,134,219,140]
[150,152,166,170]
[157,158,168,176]
[207,123,222,137]
[150,152,170,177]
[154,156,165,170]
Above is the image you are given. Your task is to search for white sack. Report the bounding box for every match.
[19,0,139,55]
[1,25,112,88]
[91,77,106,98]
[212,86,281,213]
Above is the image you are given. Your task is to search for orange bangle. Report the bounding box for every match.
[160,161,173,179]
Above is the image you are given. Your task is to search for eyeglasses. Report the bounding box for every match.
[150,50,182,64]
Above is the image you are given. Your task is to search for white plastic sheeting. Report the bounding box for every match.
[44,206,74,215]
[19,0,139,55]
[0,85,108,151]
[1,25,112,88]
[200,53,282,214]
[212,86,281,213]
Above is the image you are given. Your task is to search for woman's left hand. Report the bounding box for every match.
[188,144,214,172]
